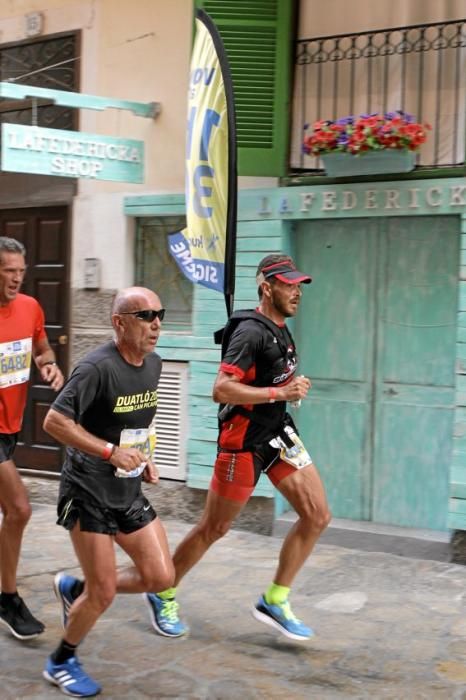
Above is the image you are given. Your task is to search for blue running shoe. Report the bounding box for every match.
[252,595,314,641]
[54,572,80,629]
[43,655,101,697]
[143,592,188,637]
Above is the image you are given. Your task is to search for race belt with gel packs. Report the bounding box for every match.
[269,425,312,469]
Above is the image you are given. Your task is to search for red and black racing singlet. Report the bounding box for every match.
[217,310,297,451]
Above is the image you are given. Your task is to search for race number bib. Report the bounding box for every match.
[0,338,32,389]
[269,426,313,469]
[115,425,157,478]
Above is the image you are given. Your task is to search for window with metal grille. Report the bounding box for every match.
[0,32,79,131]
[135,216,193,332]
[155,361,188,481]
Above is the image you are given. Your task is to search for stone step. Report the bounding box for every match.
[274,513,452,562]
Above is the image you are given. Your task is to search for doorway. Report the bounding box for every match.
[294,215,459,530]
[0,206,70,473]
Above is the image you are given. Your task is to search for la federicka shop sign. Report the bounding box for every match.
[1,123,144,183]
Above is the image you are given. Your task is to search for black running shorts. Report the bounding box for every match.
[57,489,157,535]
[0,433,18,464]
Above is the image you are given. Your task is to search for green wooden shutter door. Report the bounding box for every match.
[194,0,294,177]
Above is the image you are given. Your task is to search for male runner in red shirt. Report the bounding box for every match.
[145,253,331,641]
[0,236,64,640]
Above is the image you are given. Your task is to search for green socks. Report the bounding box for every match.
[159,584,290,605]
[264,583,290,605]
[157,587,177,600]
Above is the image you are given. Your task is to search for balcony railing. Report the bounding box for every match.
[291,19,466,174]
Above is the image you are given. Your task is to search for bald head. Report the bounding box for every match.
[112,287,161,315]
[111,286,163,362]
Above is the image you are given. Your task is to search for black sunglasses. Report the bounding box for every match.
[120,309,165,322]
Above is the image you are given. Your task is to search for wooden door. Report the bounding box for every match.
[0,207,70,473]
[294,218,377,520]
[372,216,458,529]
[295,215,458,529]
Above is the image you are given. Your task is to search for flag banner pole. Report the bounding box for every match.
[168,9,237,317]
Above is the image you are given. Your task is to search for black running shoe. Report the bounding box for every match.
[0,594,45,640]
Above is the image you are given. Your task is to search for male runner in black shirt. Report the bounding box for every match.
[145,254,331,642]
[42,287,174,698]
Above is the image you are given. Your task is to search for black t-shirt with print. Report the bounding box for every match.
[218,311,298,452]
[52,341,162,508]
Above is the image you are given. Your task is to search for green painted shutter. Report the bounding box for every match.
[194,0,294,177]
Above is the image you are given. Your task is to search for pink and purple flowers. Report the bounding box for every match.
[303,111,431,157]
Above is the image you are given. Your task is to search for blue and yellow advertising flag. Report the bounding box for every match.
[168,9,237,316]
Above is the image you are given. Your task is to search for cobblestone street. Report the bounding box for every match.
[2,502,466,699]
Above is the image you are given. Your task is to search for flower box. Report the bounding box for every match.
[321,149,416,177]
[302,111,430,177]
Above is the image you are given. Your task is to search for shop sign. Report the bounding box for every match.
[1,123,144,183]
[249,181,466,220]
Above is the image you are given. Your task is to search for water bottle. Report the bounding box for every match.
[290,375,305,408]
